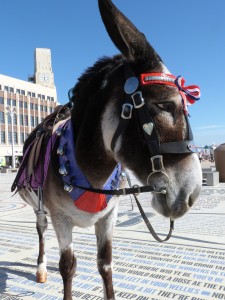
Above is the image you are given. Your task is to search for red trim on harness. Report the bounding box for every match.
[139,72,200,114]
[74,191,107,213]
[140,73,176,87]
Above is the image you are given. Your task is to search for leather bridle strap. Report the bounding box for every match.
[66,182,157,196]
[133,193,174,242]
[125,171,174,242]
[72,173,173,242]
[111,105,132,151]
[132,91,160,157]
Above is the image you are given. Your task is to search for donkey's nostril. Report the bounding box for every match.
[188,197,194,207]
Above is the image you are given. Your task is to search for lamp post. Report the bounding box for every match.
[6,104,17,168]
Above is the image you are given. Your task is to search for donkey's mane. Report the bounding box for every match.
[70,54,125,139]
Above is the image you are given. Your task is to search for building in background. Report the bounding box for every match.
[0,48,58,167]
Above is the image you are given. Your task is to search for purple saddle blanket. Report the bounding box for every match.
[11,119,122,213]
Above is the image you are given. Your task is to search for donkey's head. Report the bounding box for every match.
[98,0,202,219]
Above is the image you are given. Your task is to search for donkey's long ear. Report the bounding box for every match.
[98,0,162,68]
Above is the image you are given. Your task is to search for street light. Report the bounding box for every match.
[5,104,17,168]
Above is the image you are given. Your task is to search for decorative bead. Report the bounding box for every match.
[57,143,67,156]
[59,161,70,176]
[64,183,73,193]
[55,127,65,136]
[119,171,127,181]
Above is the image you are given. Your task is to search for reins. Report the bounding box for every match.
[30,72,200,243]
[132,192,174,242]
[124,172,174,242]
[47,102,174,243]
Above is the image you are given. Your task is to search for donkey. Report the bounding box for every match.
[12,0,202,299]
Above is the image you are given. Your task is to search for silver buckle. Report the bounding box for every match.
[132,184,141,196]
[131,91,145,108]
[121,103,133,119]
[151,155,165,172]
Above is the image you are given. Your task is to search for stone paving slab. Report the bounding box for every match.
[0,172,225,300]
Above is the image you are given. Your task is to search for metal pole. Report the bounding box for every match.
[6,104,16,168]
[11,111,15,168]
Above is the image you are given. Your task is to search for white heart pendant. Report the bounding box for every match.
[143,122,154,135]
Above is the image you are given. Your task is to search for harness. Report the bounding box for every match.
[57,72,200,242]
[62,72,199,241]
[107,71,200,242]
[12,72,200,243]
[112,72,200,169]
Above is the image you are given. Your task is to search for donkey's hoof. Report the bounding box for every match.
[36,271,47,283]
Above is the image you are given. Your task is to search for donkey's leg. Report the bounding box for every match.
[95,206,118,300]
[36,212,48,283]
[52,216,76,300]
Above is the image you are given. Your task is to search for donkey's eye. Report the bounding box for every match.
[156,102,174,112]
[157,103,166,109]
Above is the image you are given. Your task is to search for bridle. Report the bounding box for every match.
[107,71,199,242]
[52,72,200,242]
[111,72,200,188]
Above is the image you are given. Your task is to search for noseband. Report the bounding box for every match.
[111,72,200,185]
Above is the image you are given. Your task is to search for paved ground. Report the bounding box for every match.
[0,163,225,300]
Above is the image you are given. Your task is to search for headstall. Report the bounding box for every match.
[111,72,200,177]
[55,72,200,242]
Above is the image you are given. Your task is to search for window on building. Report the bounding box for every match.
[49,107,54,113]
[7,98,11,106]
[51,97,54,102]
[27,92,31,97]
[42,95,45,100]
[47,96,51,101]
[14,132,18,144]
[19,114,24,125]
[10,87,14,93]
[21,90,25,95]
[1,131,5,143]
[35,103,38,110]
[35,116,39,126]
[24,115,28,126]
[30,116,34,127]
[38,94,41,99]
[24,102,28,109]
[7,114,11,124]
[25,133,29,141]
[30,103,34,109]
[12,99,16,106]
[32,92,36,98]
[0,85,2,91]
[4,86,9,92]
[0,97,4,104]
[44,106,47,112]
[20,133,24,144]
[0,111,4,123]
[13,114,17,125]
[8,132,18,144]
[16,89,21,94]
[19,101,23,108]
[40,105,43,111]
[7,114,17,125]
[8,131,12,144]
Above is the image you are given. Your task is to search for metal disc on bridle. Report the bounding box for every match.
[124,77,139,94]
